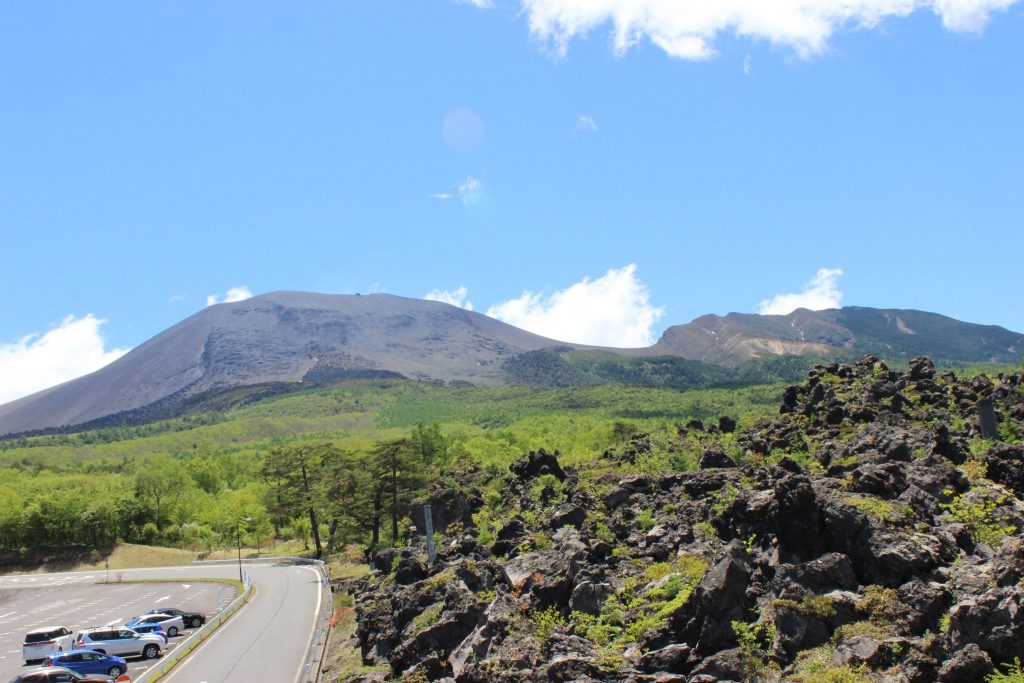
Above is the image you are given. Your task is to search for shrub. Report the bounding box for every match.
[942,488,1017,546]
[775,593,837,620]
[636,509,657,533]
[532,606,566,639]
[858,586,901,622]
[409,604,443,636]
[988,658,1024,683]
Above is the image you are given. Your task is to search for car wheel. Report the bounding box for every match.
[144,644,159,659]
[191,617,202,629]
[108,666,123,677]
[168,626,178,637]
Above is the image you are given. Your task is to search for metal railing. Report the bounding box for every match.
[190,556,333,683]
[133,570,254,683]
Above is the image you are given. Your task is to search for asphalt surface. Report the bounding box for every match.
[0,569,237,681]
[0,562,322,683]
[163,564,323,683]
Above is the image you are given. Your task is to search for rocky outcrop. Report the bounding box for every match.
[342,357,1024,681]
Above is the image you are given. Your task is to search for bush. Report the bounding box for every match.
[988,658,1024,683]
[942,488,1017,546]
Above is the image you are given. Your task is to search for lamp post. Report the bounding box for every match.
[236,521,243,583]
[235,516,252,583]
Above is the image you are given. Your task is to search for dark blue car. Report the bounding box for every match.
[43,649,128,677]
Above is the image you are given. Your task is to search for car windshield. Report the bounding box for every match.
[24,631,56,643]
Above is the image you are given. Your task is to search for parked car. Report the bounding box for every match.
[124,613,184,637]
[114,621,167,643]
[140,608,205,629]
[6,666,130,682]
[74,628,162,660]
[23,627,76,664]
[44,650,128,678]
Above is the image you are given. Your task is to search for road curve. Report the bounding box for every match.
[162,563,323,683]
[0,562,322,683]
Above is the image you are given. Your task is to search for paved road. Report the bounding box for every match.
[164,564,323,683]
[0,562,322,683]
[0,568,237,680]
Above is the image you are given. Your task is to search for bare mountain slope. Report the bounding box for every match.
[0,292,573,435]
[651,306,1024,367]
[2,293,1021,436]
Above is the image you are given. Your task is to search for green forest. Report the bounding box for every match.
[0,379,785,559]
[3,362,1013,561]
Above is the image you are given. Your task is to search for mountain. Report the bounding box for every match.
[651,306,1024,367]
[0,292,575,436]
[1,292,1021,436]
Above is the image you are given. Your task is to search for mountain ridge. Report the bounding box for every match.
[1,291,1021,436]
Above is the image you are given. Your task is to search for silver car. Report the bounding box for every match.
[75,627,163,660]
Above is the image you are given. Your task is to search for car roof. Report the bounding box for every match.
[53,649,118,657]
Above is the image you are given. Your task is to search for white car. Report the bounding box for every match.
[75,627,163,659]
[22,626,76,664]
[126,613,186,637]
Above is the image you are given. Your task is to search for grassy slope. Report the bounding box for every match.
[0,379,786,468]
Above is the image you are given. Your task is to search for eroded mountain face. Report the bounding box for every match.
[337,357,1024,682]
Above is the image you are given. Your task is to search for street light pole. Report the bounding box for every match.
[236,521,243,583]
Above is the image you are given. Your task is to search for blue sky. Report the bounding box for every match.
[1,1,1022,401]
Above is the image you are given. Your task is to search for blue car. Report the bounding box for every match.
[122,619,168,643]
[43,649,128,677]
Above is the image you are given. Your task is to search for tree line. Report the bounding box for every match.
[0,423,447,557]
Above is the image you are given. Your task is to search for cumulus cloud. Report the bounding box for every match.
[520,0,1019,60]
[425,286,475,311]
[206,286,253,307]
[759,268,845,315]
[572,114,598,136]
[486,264,664,347]
[0,315,130,405]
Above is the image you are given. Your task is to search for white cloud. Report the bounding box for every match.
[430,192,453,200]
[572,114,598,136]
[759,268,845,315]
[459,176,484,206]
[425,286,475,311]
[0,315,130,405]
[520,0,1019,60]
[486,264,664,347]
[458,0,495,7]
[206,286,253,307]
[743,54,752,75]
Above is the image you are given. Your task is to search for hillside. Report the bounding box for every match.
[652,307,1024,367]
[336,357,1024,682]
[0,292,574,436]
[1,291,1022,436]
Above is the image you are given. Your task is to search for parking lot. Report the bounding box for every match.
[0,573,235,680]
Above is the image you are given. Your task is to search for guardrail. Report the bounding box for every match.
[190,556,333,683]
[133,570,254,683]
